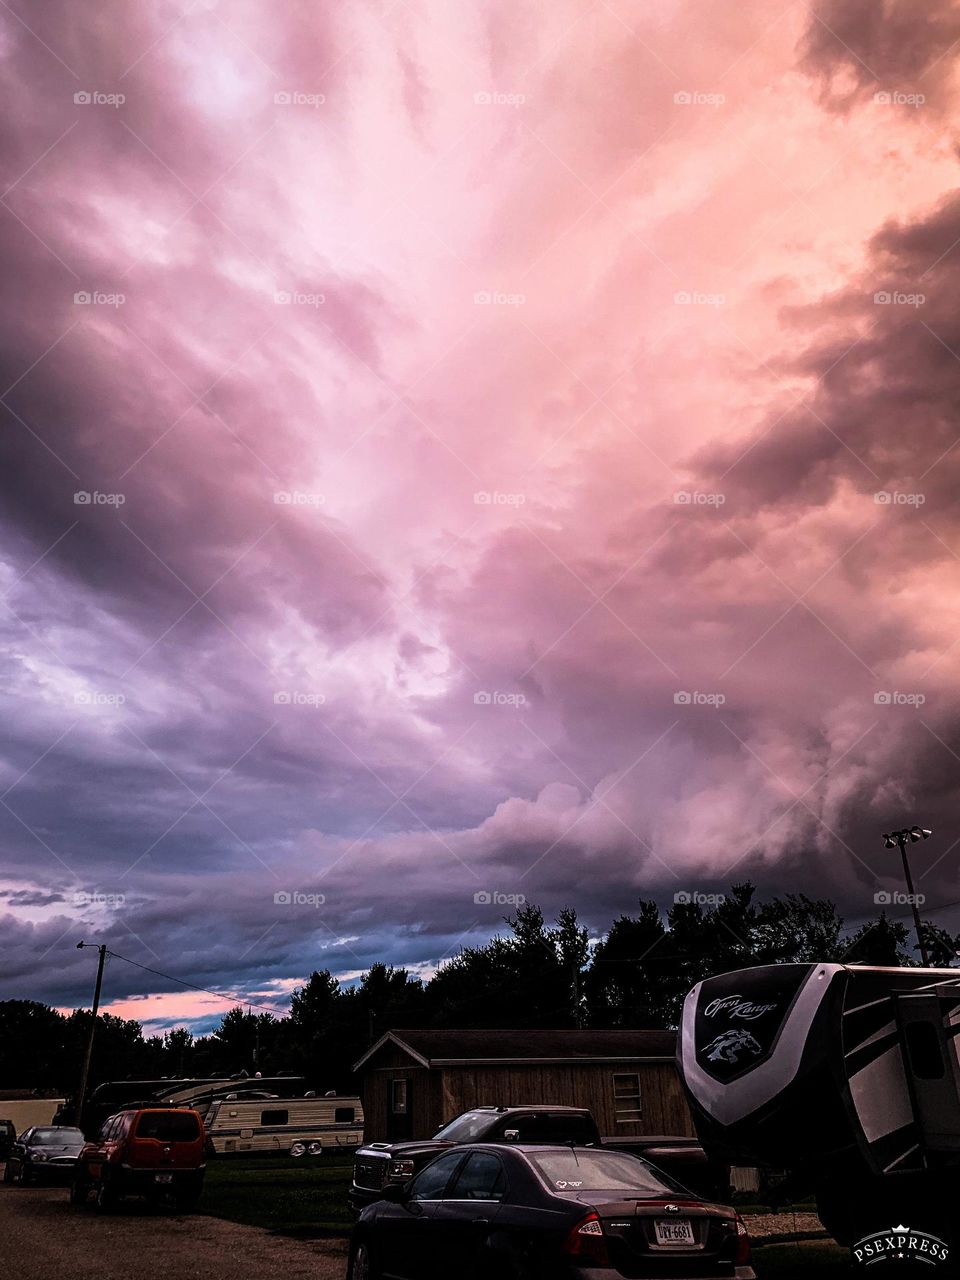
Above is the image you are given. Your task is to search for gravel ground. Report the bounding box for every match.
[742,1211,827,1240]
[0,1173,350,1280]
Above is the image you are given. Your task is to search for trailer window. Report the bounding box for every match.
[335,1107,356,1123]
[613,1073,642,1123]
[905,1022,945,1080]
[261,1109,289,1126]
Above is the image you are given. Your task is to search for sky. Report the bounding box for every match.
[3,0,960,1035]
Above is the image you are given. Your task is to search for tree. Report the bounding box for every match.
[427,906,589,1028]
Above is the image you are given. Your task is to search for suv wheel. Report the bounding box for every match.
[95,1179,118,1213]
[16,1163,31,1186]
[69,1178,90,1206]
[2,1162,12,1184]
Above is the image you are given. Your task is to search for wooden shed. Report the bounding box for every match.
[353,1028,693,1143]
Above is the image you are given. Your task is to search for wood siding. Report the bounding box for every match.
[439,1062,693,1138]
[358,1053,693,1142]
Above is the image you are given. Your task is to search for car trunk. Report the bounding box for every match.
[578,1195,741,1277]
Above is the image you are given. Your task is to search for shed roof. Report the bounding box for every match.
[353,1027,676,1072]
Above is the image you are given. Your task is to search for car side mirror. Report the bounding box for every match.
[503,1129,520,1142]
[381,1182,410,1203]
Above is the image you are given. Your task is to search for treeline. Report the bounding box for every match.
[3,884,956,1096]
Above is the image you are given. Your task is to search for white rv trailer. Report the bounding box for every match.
[201,1094,364,1156]
[679,962,960,1250]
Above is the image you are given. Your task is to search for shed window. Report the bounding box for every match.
[390,1079,408,1115]
[261,1109,289,1126]
[613,1072,642,1123]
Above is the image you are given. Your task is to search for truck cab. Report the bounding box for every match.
[349,1105,600,1211]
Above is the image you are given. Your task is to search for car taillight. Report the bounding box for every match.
[563,1212,610,1266]
[734,1214,751,1266]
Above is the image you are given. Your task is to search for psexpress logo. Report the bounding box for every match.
[852,1225,949,1267]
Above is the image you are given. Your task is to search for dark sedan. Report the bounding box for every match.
[2,1126,86,1185]
[347,1143,754,1280]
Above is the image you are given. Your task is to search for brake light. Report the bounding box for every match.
[734,1215,751,1266]
[563,1212,610,1265]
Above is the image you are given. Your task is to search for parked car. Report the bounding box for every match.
[0,1119,17,1161]
[2,1126,85,1184]
[350,1106,602,1211]
[71,1107,205,1212]
[348,1142,754,1280]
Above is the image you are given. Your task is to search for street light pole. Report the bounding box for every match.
[882,827,932,967]
[76,942,107,1129]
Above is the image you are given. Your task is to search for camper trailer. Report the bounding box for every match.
[679,962,960,1250]
[202,1094,364,1156]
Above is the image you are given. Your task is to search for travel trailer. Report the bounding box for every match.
[202,1093,364,1156]
[678,962,960,1249]
[84,1075,363,1155]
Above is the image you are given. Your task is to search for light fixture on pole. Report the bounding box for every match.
[881,827,932,966]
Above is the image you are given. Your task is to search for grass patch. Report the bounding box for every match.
[200,1153,354,1236]
[753,1239,851,1276]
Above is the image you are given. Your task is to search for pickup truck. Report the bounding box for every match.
[348,1106,722,1211]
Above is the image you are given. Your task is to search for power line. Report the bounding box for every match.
[102,949,286,1018]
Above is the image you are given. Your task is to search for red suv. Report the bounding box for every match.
[71,1108,206,1212]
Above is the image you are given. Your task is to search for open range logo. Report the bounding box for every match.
[853,1225,950,1267]
[703,994,778,1020]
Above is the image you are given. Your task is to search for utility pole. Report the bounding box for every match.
[76,941,107,1130]
[882,827,932,966]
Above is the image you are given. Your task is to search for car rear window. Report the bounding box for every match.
[134,1112,201,1141]
[530,1150,675,1194]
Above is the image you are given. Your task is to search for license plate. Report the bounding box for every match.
[154,1173,174,1184]
[655,1219,695,1245]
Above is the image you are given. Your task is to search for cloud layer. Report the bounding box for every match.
[3,0,960,1030]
